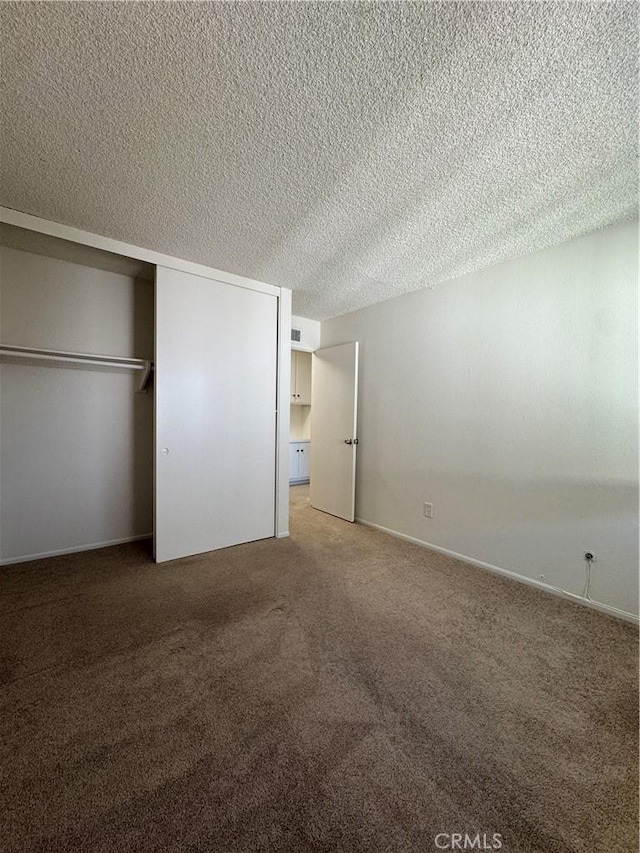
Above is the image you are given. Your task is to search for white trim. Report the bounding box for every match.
[0,534,152,566]
[356,518,639,625]
[275,288,292,538]
[0,206,279,298]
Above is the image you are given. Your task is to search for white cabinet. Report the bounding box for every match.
[291,350,311,405]
[289,441,310,484]
[289,443,300,481]
[298,442,310,481]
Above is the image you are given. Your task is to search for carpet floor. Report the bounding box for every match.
[0,486,637,853]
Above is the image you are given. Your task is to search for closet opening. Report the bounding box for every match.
[0,223,155,566]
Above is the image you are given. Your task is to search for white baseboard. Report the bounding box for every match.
[356,518,639,626]
[0,534,153,566]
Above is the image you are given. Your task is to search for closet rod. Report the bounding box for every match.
[0,344,153,392]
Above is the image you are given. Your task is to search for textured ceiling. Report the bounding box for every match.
[1,2,637,319]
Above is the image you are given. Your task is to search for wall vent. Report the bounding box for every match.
[291,328,301,343]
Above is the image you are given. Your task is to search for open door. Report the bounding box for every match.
[310,342,359,521]
[155,266,278,562]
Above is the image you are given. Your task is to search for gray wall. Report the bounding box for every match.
[1,246,154,562]
[322,220,639,618]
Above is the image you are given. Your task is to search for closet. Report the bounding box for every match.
[0,224,155,564]
[0,213,289,565]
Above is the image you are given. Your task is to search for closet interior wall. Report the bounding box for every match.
[0,228,155,563]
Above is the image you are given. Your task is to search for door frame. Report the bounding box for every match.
[1,206,292,548]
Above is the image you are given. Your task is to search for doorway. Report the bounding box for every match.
[289,348,312,486]
[289,342,359,525]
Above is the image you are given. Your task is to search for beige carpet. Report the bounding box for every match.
[0,485,637,853]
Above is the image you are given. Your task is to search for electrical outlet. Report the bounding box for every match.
[423,502,433,519]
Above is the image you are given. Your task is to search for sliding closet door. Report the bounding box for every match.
[155,267,278,562]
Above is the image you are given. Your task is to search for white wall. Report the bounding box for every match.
[0,246,154,562]
[290,405,311,441]
[322,219,639,619]
[291,314,321,351]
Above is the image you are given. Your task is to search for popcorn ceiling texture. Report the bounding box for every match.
[1,2,637,319]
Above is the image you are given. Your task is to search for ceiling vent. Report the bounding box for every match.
[291,328,301,343]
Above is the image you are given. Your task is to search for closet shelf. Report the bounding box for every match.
[0,344,153,392]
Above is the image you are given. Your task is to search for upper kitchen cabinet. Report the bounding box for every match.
[291,349,311,405]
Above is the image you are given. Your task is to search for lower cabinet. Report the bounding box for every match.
[289,441,310,484]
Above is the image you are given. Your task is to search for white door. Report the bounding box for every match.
[155,266,278,562]
[310,342,359,521]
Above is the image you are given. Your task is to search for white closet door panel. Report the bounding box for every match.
[155,267,277,562]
